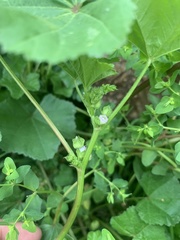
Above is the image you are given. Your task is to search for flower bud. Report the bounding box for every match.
[72,136,85,149]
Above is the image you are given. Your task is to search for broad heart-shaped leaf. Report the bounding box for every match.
[0,0,136,64]
[111,206,170,240]
[61,56,116,87]
[136,172,180,226]
[0,94,76,160]
[129,0,180,59]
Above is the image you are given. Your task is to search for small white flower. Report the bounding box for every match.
[79,146,87,152]
[99,114,108,124]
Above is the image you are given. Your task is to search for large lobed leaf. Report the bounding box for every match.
[61,56,116,87]
[111,206,170,240]
[129,0,180,59]
[0,94,76,160]
[136,172,180,226]
[0,0,136,64]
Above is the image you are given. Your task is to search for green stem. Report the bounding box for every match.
[82,128,100,168]
[97,219,124,240]
[56,129,100,239]
[76,107,89,117]
[108,59,151,123]
[0,55,74,156]
[74,80,85,104]
[157,150,177,168]
[94,169,120,192]
[37,162,53,190]
[56,168,85,240]
[53,169,94,225]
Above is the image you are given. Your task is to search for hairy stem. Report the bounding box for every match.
[0,55,74,156]
[108,59,151,123]
[57,129,100,239]
[53,169,94,226]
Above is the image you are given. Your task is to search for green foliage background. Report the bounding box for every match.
[0,0,180,240]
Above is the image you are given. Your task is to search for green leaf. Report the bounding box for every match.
[111,206,146,237]
[0,56,40,99]
[61,56,116,87]
[24,195,44,221]
[151,161,169,176]
[141,150,157,167]
[41,223,62,240]
[111,206,170,240]
[0,94,76,160]
[6,226,18,240]
[0,187,23,216]
[16,165,31,183]
[136,172,180,226]
[22,220,37,232]
[88,229,115,240]
[38,94,76,139]
[54,164,75,187]
[168,50,180,62]
[2,157,19,182]
[175,142,180,164]
[167,119,180,129]
[0,185,14,201]
[0,0,136,64]
[50,70,75,98]
[174,223,180,239]
[88,230,101,240]
[5,170,19,182]
[155,96,175,114]
[47,192,62,208]
[72,136,85,149]
[129,0,180,59]
[2,157,16,175]
[24,170,39,191]
[94,171,108,192]
[3,208,22,222]
[112,178,128,188]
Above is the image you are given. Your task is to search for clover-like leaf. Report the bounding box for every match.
[155,96,175,114]
[88,229,115,240]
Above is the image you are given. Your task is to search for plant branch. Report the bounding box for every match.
[0,55,74,156]
[108,59,151,123]
[53,169,94,226]
[56,129,100,239]
[56,168,85,240]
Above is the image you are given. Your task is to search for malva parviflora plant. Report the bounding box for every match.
[0,0,180,240]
